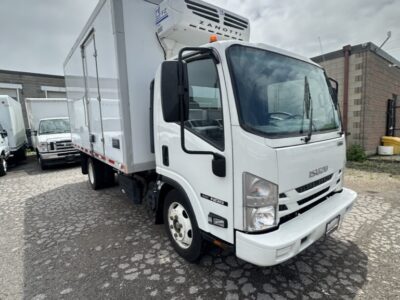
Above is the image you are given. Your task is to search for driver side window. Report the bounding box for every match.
[185,58,224,150]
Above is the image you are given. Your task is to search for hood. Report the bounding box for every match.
[38,132,72,143]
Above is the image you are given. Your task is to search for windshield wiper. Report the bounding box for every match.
[302,76,313,143]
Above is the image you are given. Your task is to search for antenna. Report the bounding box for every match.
[378,31,392,49]
[318,36,326,64]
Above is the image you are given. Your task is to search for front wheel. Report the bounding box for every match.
[38,156,47,170]
[0,157,7,176]
[163,190,203,262]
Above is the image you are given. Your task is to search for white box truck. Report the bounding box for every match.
[0,95,27,163]
[64,0,357,266]
[0,121,10,176]
[25,98,80,170]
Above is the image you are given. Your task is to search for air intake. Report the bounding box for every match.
[185,0,220,23]
[224,13,248,30]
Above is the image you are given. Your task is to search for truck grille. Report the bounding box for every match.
[277,170,342,224]
[51,140,73,151]
[295,174,333,193]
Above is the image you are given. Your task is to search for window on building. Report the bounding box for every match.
[41,86,66,98]
[355,75,362,82]
[0,83,22,102]
[355,63,363,70]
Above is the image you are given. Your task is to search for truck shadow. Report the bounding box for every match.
[22,181,368,299]
[7,155,79,176]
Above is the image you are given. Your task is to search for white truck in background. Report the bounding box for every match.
[25,98,80,170]
[0,121,10,176]
[64,0,357,266]
[0,95,27,165]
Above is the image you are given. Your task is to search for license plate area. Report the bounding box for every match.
[325,215,340,236]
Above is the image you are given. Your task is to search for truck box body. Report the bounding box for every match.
[64,0,250,174]
[25,98,70,149]
[0,95,27,152]
[64,0,165,173]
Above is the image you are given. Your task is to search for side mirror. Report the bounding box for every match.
[160,61,189,123]
[1,130,7,138]
[32,130,38,136]
[328,77,339,106]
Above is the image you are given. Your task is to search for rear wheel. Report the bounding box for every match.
[163,190,203,262]
[87,158,115,190]
[15,147,26,161]
[0,157,7,176]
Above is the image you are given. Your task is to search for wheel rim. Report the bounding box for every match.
[2,159,6,172]
[88,160,95,185]
[168,202,193,249]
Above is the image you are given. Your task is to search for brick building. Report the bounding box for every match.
[0,69,66,128]
[312,42,400,155]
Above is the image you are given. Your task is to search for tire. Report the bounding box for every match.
[88,158,102,190]
[87,158,114,190]
[38,155,47,170]
[163,189,203,262]
[0,157,7,176]
[15,147,26,161]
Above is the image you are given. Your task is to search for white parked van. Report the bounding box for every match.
[0,95,27,162]
[64,0,357,266]
[0,122,10,176]
[25,98,80,169]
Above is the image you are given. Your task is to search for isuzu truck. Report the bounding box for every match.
[64,0,357,266]
[25,98,80,169]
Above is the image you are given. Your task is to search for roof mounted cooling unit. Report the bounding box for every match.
[155,0,250,57]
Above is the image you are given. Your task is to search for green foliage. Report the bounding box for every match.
[347,144,366,162]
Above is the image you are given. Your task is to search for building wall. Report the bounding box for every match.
[363,52,400,154]
[319,52,365,147]
[318,48,400,155]
[0,70,66,128]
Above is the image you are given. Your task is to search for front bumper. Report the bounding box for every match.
[40,151,80,164]
[235,188,357,267]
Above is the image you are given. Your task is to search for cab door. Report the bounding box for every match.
[82,32,105,156]
[157,55,234,244]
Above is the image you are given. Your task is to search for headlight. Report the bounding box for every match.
[38,142,48,152]
[243,172,278,232]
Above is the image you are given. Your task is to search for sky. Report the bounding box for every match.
[0,0,399,75]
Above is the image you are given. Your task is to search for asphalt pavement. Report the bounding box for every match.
[0,158,399,299]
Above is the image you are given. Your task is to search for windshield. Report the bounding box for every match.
[227,45,340,138]
[39,119,71,135]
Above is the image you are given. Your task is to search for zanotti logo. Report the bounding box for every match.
[309,166,328,178]
[198,20,244,37]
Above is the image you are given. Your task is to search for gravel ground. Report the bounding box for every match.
[0,158,399,300]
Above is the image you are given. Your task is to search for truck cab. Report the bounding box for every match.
[152,40,356,265]
[32,117,80,169]
[0,122,10,176]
